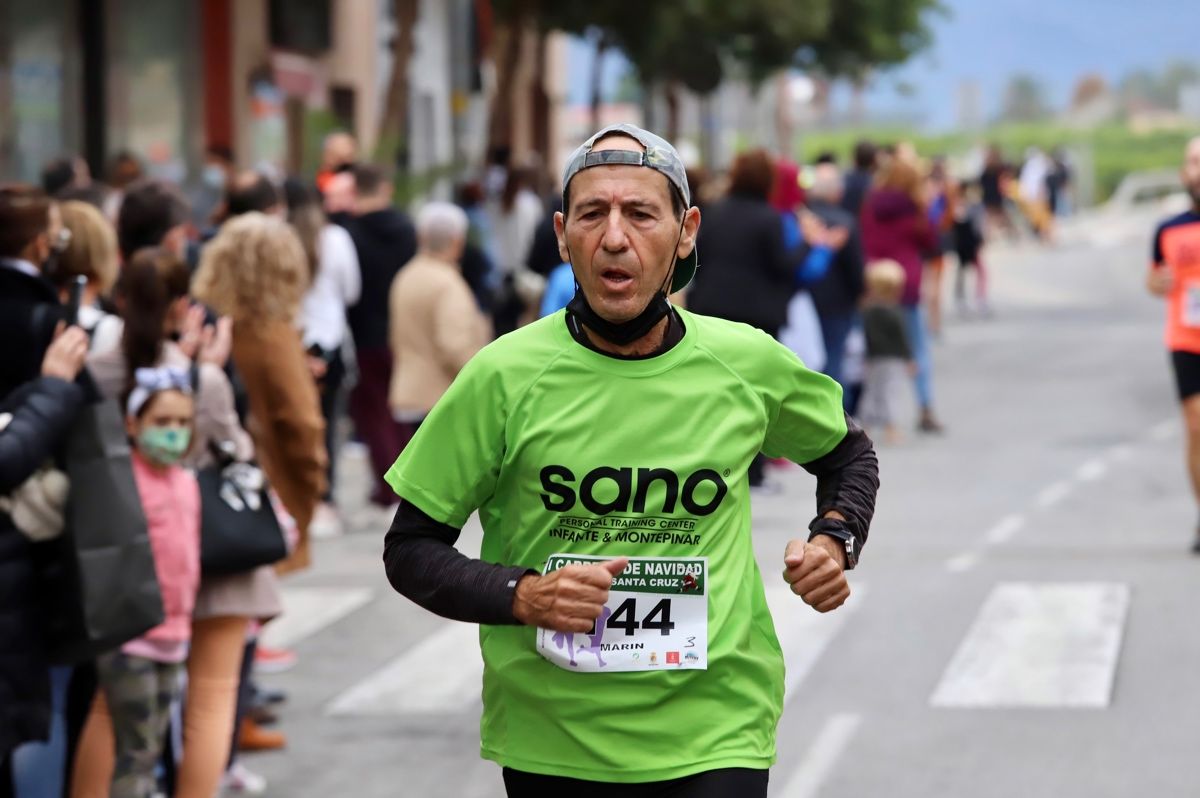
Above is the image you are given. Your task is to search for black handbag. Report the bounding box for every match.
[36,398,165,664]
[189,364,288,574]
[197,442,288,575]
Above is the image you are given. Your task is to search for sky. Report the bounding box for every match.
[566,0,1200,130]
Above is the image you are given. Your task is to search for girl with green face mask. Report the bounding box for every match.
[79,367,201,795]
[125,367,195,467]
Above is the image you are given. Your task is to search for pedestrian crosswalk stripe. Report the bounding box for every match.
[930,582,1129,708]
[326,622,482,715]
[766,582,868,703]
[324,580,866,717]
[261,587,374,650]
[775,712,862,798]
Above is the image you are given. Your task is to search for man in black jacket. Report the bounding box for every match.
[341,164,418,506]
[0,184,88,784]
[841,140,877,219]
[0,186,69,396]
[688,150,810,338]
[807,163,866,391]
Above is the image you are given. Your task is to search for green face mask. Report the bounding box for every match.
[137,426,192,466]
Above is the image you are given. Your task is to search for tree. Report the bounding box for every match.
[488,0,944,161]
[796,0,944,82]
[1001,74,1050,123]
[377,0,420,167]
[488,0,534,160]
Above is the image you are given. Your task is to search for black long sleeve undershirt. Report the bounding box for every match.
[800,413,880,551]
[383,502,532,625]
[382,415,879,624]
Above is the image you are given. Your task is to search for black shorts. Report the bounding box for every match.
[1171,350,1200,400]
[502,767,769,798]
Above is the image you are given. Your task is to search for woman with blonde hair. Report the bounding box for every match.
[54,200,122,351]
[193,212,327,571]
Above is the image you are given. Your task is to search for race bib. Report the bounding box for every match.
[1185,282,1200,328]
[536,554,708,673]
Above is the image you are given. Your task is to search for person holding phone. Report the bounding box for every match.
[51,201,122,352]
[0,184,92,798]
[0,326,89,794]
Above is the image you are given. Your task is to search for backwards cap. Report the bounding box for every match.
[561,123,697,293]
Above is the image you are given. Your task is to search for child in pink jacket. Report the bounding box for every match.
[73,367,200,797]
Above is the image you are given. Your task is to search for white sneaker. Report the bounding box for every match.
[309,502,344,539]
[222,762,268,795]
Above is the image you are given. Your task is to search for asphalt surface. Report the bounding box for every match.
[246,217,1200,797]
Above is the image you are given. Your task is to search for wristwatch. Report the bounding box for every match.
[807,517,858,570]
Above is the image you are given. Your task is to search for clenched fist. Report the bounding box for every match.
[1146,267,1173,297]
[513,558,628,633]
[783,538,850,613]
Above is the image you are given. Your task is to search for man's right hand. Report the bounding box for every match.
[1147,267,1173,296]
[41,324,89,381]
[512,558,627,632]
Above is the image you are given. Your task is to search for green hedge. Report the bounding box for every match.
[795,123,1198,203]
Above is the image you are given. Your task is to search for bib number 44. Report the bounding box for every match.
[538,554,708,672]
[597,598,675,636]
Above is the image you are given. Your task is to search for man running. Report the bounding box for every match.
[382,124,880,796]
[1147,135,1200,553]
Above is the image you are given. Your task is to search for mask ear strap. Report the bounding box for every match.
[659,212,687,296]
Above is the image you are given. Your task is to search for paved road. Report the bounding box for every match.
[246,223,1200,797]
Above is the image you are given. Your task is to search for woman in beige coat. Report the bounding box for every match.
[388,202,491,423]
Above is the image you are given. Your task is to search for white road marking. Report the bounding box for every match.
[327,622,483,715]
[329,577,865,717]
[766,582,868,702]
[1035,480,1073,509]
[260,587,374,650]
[1074,458,1108,483]
[984,513,1025,546]
[944,551,981,573]
[1148,419,1177,442]
[1105,444,1135,464]
[930,582,1130,709]
[774,713,862,798]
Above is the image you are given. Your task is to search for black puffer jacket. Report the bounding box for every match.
[0,376,84,758]
[687,194,810,334]
[0,264,61,398]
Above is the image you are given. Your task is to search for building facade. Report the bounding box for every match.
[1,0,492,195]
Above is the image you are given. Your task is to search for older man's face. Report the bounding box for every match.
[1184,137,1200,206]
[554,136,698,323]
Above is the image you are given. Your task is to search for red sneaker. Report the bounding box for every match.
[254,646,298,674]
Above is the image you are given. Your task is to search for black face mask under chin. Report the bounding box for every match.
[567,289,671,346]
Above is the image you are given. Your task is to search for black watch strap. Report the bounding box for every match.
[807,517,858,570]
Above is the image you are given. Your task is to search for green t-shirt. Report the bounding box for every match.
[385,307,847,782]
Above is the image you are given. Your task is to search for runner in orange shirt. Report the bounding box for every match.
[1147,136,1200,553]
